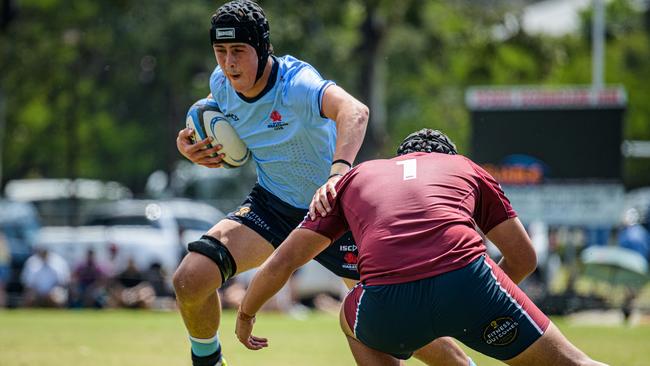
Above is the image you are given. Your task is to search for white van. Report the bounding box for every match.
[35,199,225,277]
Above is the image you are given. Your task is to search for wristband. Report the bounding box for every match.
[328,173,343,180]
[331,159,352,168]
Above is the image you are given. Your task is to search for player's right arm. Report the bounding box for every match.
[485,217,537,284]
[176,128,225,168]
[236,228,332,349]
[176,93,226,168]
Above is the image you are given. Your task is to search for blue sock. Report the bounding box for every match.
[468,357,477,366]
[189,334,221,358]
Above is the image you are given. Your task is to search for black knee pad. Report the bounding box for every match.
[187,235,237,284]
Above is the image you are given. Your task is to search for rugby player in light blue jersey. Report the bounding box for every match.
[174,1,475,366]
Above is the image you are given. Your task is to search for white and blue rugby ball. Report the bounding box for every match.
[185,98,251,168]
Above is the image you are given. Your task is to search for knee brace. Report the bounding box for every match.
[187,235,237,284]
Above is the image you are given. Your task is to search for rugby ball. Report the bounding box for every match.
[185,98,251,168]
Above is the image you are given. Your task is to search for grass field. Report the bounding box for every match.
[0,309,648,366]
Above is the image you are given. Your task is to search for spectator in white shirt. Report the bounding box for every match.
[21,247,70,307]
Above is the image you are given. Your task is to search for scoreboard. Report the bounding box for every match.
[466,86,626,184]
[466,86,627,226]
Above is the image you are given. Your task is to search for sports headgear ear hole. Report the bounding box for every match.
[210,0,271,82]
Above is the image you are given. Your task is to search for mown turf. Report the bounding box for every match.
[0,309,647,365]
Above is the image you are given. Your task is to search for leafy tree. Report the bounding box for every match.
[0,0,215,191]
[1,0,648,193]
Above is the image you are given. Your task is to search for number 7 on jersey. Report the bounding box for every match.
[396,159,417,180]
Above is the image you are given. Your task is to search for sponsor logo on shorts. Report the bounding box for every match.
[339,244,357,252]
[344,252,357,264]
[244,211,271,232]
[339,243,358,270]
[482,317,519,346]
[342,252,358,270]
[235,206,251,217]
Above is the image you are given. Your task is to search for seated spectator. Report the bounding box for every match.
[109,258,155,309]
[618,208,650,261]
[21,247,70,308]
[616,208,650,322]
[143,261,176,309]
[143,262,173,298]
[619,225,650,258]
[0,233,10,308]
[103,243,123,279]
[70,249,108,308]
[220,269,306,318]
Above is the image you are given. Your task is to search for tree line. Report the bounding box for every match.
[1,0,648,193]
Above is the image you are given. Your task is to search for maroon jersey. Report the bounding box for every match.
[300,152,516,286]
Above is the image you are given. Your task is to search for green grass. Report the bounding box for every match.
[0,309,648,365]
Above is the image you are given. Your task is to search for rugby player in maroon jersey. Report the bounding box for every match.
[236,129,607,366]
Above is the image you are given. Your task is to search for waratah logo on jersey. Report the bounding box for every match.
[267,110,288,130]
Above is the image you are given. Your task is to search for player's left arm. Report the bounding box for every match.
[469,158,536,283]
[235,228,332,350]
[485,217,537,284]
[309,85,369,219]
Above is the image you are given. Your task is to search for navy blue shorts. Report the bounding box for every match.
[343,255,550,360]
[226,184,359,280]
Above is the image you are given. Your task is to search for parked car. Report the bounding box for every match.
[4,178,133,226]
[171,161,257,214]
[35,199,225,279]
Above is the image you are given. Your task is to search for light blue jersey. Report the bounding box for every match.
[209,55,336,209]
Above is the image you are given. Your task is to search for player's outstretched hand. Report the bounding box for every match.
[176,127,226,168]
[235,311,268,351]
[309,174,342,220]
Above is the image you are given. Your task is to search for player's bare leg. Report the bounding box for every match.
[346,335,402,366]
[341,277,358,289]
[174,253,224,338]
[340,305,402,366]
[505,322,608,366]
[341,278,473,366]
[173,220,274,362]
[413,338,474,365]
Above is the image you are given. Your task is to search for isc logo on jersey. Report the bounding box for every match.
[185,98,251,168]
